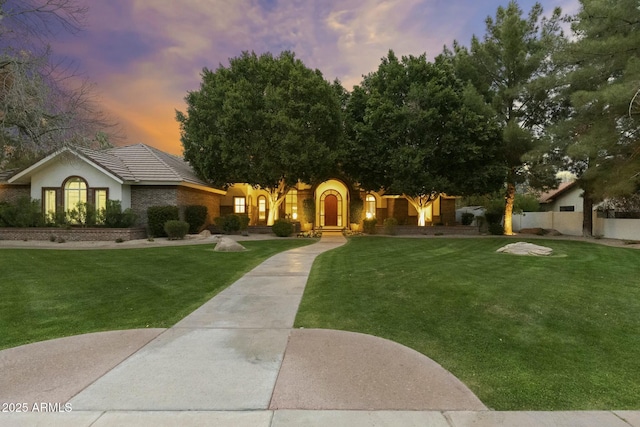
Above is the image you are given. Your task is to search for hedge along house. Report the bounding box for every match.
[2,144,226,228]
[221,178,458,231]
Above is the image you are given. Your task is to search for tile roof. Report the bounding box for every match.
[80,144,211,187]
[539,181,577,204]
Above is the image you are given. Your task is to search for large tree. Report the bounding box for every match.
[344,51,504,226]
[457,1,566,234]
[0,0,118,170]
[177,51,343,225]
[554,0,640,235]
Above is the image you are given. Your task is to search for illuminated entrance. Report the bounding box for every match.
[316,179,348,228]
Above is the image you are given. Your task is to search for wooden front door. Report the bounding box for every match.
[324,194,338,226]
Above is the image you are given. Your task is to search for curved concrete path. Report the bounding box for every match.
[1,234,639,426]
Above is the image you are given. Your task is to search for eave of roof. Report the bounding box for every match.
[7,147,124,185]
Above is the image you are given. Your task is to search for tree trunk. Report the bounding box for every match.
[582,189,593,237]
[504,181,516,235]
[266,190,286,226]
[404,194,434,226]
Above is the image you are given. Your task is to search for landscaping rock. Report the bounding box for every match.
[213,237,246,252]
[198,229,211,238]
[496,242,553,256]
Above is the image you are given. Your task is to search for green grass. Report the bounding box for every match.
[0,239,313,350]
[295,237,640,411]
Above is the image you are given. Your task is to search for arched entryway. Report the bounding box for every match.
[322,191,340,226]
[316,179,349,229]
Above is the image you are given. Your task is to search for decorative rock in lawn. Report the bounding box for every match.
[213,237,246,252]
[496,242,553,256]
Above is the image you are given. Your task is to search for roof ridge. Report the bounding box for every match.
[74,146,130,181]
[134,143,183,181]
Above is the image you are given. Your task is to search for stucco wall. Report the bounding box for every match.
[546,188,584,212]
[594,217,640,240]
[513,212,584,236]
[30,154,125,202]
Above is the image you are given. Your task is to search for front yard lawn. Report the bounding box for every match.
[295,237,640,411]
[0,239,313,350]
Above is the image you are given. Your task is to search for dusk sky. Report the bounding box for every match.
[54,0,580,155]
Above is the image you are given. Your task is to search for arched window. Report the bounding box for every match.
[64,177,87,213]
[365,194,376,219]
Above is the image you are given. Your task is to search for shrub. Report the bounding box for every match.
[302,198,315,224]
[214,214,249,233]
[164,220,189,240]
[0,197,45,227]
[488,223,504,235]
[349,198,363,224]
[363,218,377,234]
[484,211,503,225]
[461,212,475,226]
[272,218,294,237]
[383,217,398,235]
[184,205,208,233]
[147,205,179,237]
[103,200,137,228]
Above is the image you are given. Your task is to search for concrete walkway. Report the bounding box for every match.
[1,234,639,426]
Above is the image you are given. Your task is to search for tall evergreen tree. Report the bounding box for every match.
[455,1,566,234]
[555,0,640,235]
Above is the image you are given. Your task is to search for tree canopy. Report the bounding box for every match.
[450,1,566,234]
[177,50,343,225]
[0,0,118,170]
[344,50,505,226]
[554,0,640,234]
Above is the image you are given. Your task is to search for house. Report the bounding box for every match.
[538,181,583,212]
[1,144,226,226]
[223,179,457,230]
[0,143,457,233]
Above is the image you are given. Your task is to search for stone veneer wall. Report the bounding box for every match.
[130,186,222,228]
[177,187,222,227]
[0,227,147,241]
[0,185,30,204]
[130,186,178,226]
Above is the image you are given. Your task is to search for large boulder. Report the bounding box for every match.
[213,237,246,252]
[496,242,553,256]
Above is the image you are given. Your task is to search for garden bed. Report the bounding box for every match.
[0,227,147,242]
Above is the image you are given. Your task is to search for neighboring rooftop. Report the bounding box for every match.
[539,181,577,204]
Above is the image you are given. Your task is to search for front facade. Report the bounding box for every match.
[2,144,226,228]
[222,179,457,230]
[1,143,458,233]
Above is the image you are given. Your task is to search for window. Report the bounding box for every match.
[258,196,267,221]
[94,189,108,223]
[365,194,376,219]
[559,206,575,212]
[234,197,246,214]
[285,189,298,220]
[64,177,87,213]
[43,189,57,220]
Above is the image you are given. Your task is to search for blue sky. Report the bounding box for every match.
[55,0,581,154]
